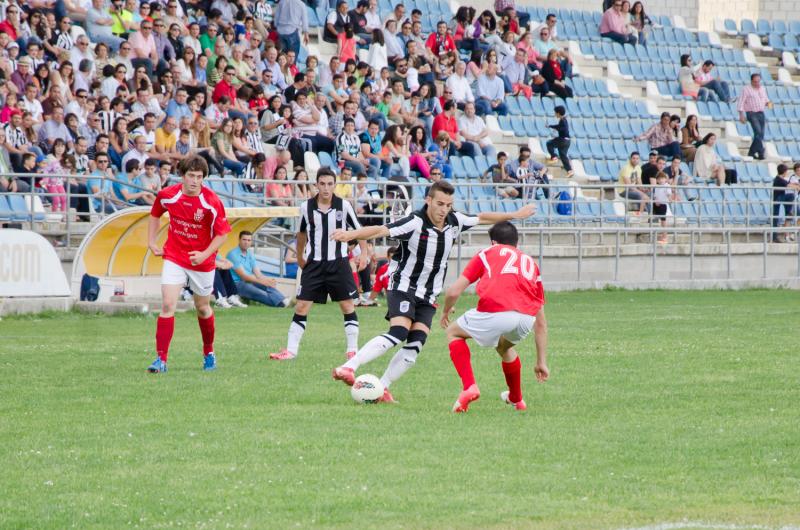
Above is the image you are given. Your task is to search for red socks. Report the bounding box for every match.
[449,339,475,390]
[502,357,523,404]
[198,314,215,355]
[156,316,175,362]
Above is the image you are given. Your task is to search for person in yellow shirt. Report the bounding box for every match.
[334,165,355,200]
[109,0,135,36]
[154,116,181,163]
[617,150,647,215]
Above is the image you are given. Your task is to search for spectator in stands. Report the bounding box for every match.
[428,131,453,179]
[0,130,30,193]
[738,73,771,160]
[694,133,736,186]
[114,159,156,205]
[641,154,665,189]
[664,157,690,188]
[38,105,73,151]
[533,13,559,40]
[213,119,246,175]
[629,2,651,45]
[445,61,474,110]
[771,164,800,243]
[694,60,731,103]
[273,0,309,55]
[678,55,716,102]
[485,151,519,198]
[324,1,351,44]
[534,26,572,78]
[680,114,701,162]
[618,151,646,215]
[407,125,432,179]
[432,100,476,157]
[546,105,572,177]
[458,102,496,158]
[426,21,457,68]
[507,146,548,199]
[475,63,509,116]
[599,0,637,45]
[541,49,573,99]
[636,112,681,160]
[503,48,532,99]
[360,119,392,179]
[652,171,672,244]
[337,117,372,176]
[494,0,530,28]
[227,230,292,307]
[86,152,122,213]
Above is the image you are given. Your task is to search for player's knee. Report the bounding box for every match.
[387,325,409,343]
[407,329,428,347]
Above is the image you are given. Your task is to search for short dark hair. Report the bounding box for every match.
[239,230,253,239]
[253,152,266,165]
[177,154,209,177]
[656,156,666,163]
[317,166,337,183]
[777,163,789,175]
[145,158,158,167]
[630,151,640,159]
[751,73,761,81]
[554,105,566,116]
[125,159,140,173]
[428,180,455,198]
[703,60,714,67]
[489,221,519,246]
[443,100,455,112]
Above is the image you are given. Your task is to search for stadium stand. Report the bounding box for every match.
[0,0,798,246]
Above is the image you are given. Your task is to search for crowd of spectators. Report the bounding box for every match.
[0,0,582,220]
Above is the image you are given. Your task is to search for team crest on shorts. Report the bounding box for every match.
[399,301,410,313]
[194,208,205,222]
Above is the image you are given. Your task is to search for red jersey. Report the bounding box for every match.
[372,262,391,293]
[462,244,545,316]
[150,183,232,272]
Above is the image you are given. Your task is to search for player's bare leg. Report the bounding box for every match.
[497,338,526,411]
[446,322,481,413]
[270,300,312,360]
[338,299,359,360]
[333,316,411,403]
[149,283,182,372]
[194,293,217,370]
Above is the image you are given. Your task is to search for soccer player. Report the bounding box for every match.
[440,221,549,412]
[268,167,369,361]
[146,155,232,373]
[330,180,535,403]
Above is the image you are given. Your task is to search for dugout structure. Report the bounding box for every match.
[71,206,298,299]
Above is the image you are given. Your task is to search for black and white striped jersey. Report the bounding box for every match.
[299,195,361,262]
[386,206,479,303]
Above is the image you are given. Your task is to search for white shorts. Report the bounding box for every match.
[456,309,535,348]
[161,259,215,297]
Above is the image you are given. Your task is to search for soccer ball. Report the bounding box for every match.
[351,374,384,404]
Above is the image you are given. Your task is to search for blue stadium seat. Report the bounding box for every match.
[0,195,12,220]
[601,201,625,223]
[757,19,772,36]
[724,19,738,34]
[498,115,513,134]
[791,21,800,35]
[584,119,599,138]
[532,199,551,224]
[601,98,617,118]
[510,116,526,137]
[518,96,534,116]
[575,199,600,222]
[773,20,787,34]
[674,201,698,223]
[475,156,489,175]
[462,157,479,179]
[506,96,521,115]
[577,98,593,117]
[206,179,233,207]
[450,157,467,180]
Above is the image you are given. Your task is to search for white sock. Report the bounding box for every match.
[343,333,400,370]
[380,345,420,388]
[343,313,359,352]
[286,315,307,355]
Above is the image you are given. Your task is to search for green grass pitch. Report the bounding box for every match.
[1,290,799,530]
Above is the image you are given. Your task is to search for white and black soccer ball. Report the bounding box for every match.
[350,374,384,404]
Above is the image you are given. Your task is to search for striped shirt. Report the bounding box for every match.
[55,30,74,51]
[737,84,770,113]
[4,124,26,149]
[299,195,361,262]
[385,207,480,303]
[245,129,264,154]
[97,110,117,134]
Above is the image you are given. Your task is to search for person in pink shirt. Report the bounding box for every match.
[599,1,637,45]
[128,20,159,77]
[338,27,357,64]
[738,73,772,160]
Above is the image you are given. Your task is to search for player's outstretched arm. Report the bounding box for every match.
[330,225,390,243]
[148,215,164,256]
[533,308,549,383]
[477,203,536,224]
[441,276,471,329]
